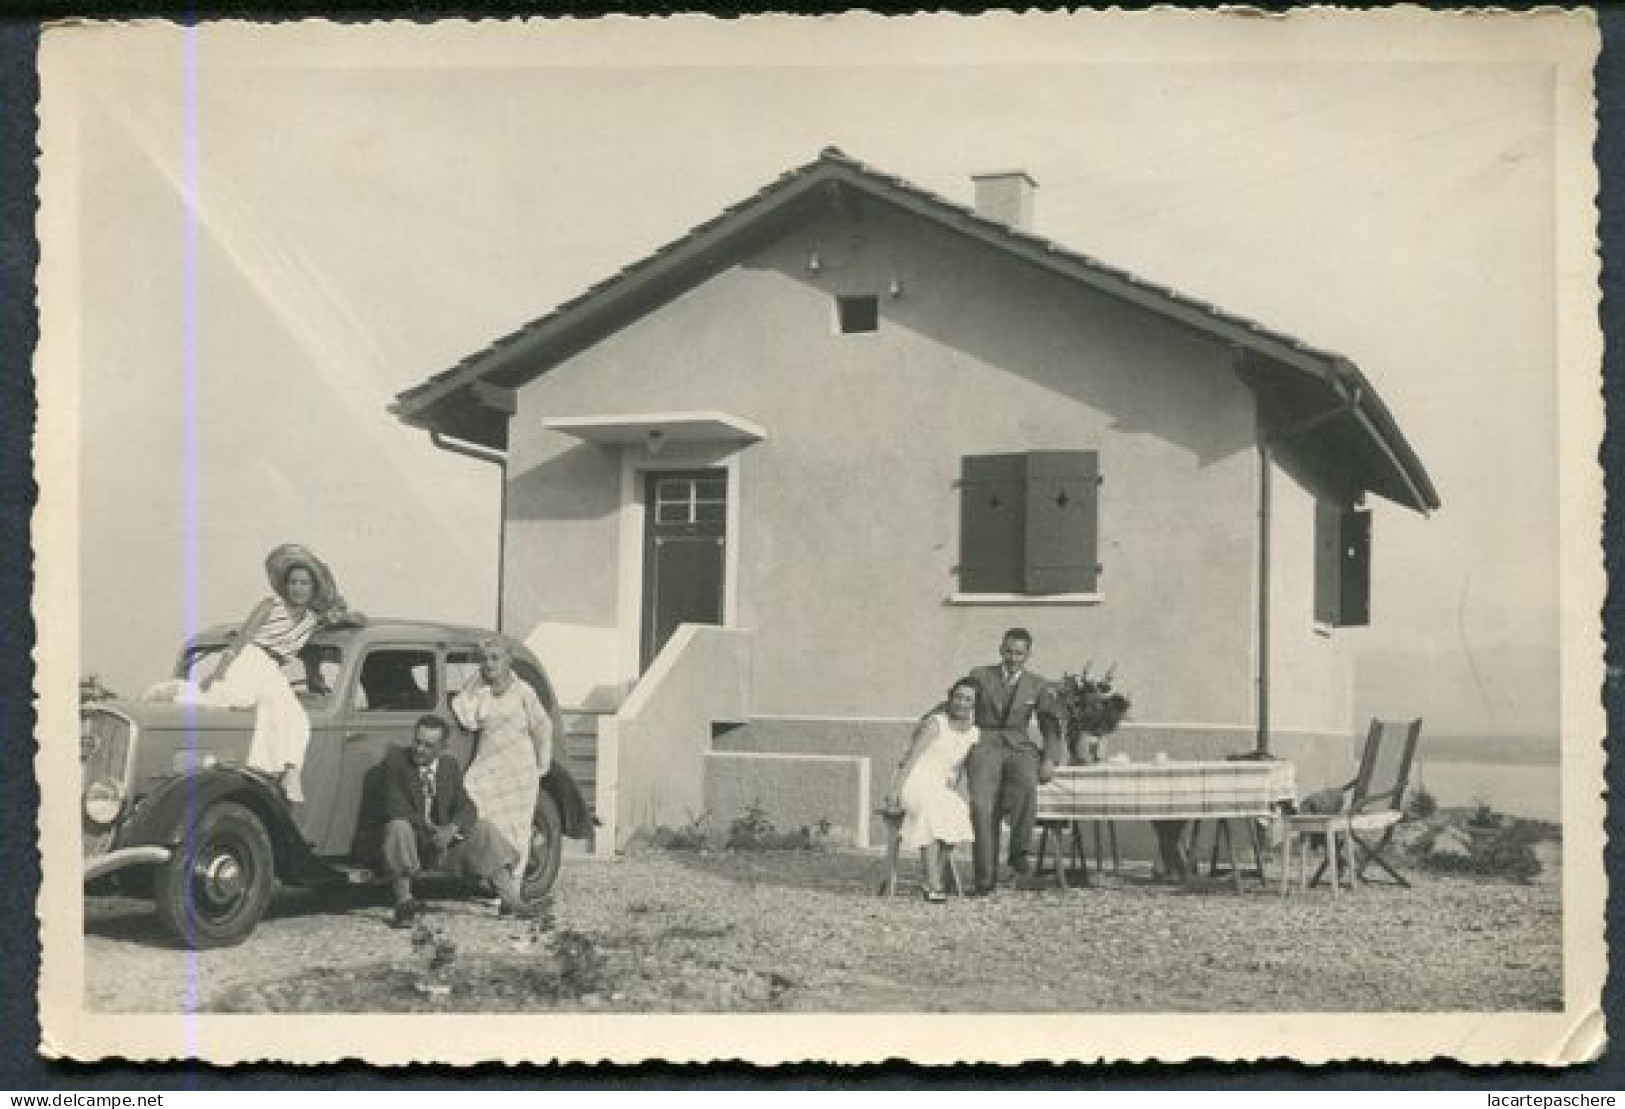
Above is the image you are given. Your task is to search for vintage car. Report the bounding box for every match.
[81,619,593,949]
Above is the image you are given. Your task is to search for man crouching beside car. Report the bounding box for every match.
[354,714,535,927]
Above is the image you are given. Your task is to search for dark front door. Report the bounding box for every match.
[641,469,726,670]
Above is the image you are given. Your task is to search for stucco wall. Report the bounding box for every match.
[503,204,1266,729]
[703,751,871,848]
[598,624,752,851]
[1267,447,1356,743]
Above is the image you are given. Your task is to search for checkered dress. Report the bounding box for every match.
[453,676,551,874]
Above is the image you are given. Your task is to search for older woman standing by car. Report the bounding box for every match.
[200,543,362,802]
[452,637,553,897]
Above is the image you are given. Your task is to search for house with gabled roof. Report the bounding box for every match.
[393,147,1438,851]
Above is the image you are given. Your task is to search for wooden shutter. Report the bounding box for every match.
[1314,499,1340,625]
[959,454,1025,593]
[1024,450,1100,594]
[1338,507,1371,626]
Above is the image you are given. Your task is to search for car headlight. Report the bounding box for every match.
[83,778,125,825]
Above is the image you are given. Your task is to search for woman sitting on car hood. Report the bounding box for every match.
[197,543,363,802]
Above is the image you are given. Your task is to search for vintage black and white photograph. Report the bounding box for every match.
[34,11,1603,1064]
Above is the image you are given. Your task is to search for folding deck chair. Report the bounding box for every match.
[1281,717,1423,895]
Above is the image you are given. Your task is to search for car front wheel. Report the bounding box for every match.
[154,801,276,949]
[521,790,564,901]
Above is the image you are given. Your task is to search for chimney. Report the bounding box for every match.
[971,170,1038,230]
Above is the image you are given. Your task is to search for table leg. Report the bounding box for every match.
[1224,819,1243,894]
[1074,822,1092,887]
[1250,820,1269,888]
[1326,824,1340,898]
[1048,824,1069,891]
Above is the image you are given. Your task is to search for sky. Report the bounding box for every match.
[47,13,1596,742]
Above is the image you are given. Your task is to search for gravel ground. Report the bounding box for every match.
[83,844,1563,1013]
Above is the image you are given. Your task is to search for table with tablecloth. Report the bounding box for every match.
[1033,759,1297,889]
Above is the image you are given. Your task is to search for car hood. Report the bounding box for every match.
[92,697,335,730]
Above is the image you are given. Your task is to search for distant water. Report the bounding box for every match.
[1412,736,1562,822]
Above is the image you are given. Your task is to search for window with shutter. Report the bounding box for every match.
[1314,500,1340,626]
[958,450,1100,597]
[959,454,1026,594]
[1314,501,1372,628]
[1339,507,1371,626]
[1024,450,1099,594]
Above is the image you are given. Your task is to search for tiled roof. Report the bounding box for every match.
[392,147,1438,512]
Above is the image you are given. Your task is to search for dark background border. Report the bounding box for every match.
[1,4,1619,1088]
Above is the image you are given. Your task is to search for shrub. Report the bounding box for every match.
[1405,785,1438,821]
[725,802,830,852]
[644,812,712,852]
[1408,805,1544,882]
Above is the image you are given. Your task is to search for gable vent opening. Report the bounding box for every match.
[836,294,879,334]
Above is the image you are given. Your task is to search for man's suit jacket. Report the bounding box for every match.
[352,744,479,861]
[968,664,1064,764]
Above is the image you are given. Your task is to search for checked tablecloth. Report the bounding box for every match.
[1035,760,1297,822]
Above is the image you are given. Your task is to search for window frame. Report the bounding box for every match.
[353,645,440,714]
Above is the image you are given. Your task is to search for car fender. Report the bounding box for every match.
[540,761,594,839]
[116,767,336,885]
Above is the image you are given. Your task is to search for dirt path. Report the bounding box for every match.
[83,848,1563,1013]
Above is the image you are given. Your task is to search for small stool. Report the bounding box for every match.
[1280,815,1357,898]
[876,806,964,897]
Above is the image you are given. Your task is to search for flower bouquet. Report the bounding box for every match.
[1058,665,1131,764]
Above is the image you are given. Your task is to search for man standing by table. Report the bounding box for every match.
[965,628,1065,895]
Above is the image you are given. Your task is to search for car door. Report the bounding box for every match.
[441,643,482,769]
[322,643,441,857]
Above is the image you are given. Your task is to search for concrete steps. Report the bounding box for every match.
[560,710,603,856]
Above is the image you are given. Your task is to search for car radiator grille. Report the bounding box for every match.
[81,709,131,859]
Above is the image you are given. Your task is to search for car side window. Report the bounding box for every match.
[445,649,481,700]
[357,649,437,713]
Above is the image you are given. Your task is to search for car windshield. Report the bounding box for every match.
[181,643,344,703]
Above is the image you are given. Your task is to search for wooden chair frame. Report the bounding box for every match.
[1294,717,1423,894]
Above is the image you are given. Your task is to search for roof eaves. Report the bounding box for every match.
[395,145,1438,513]
[395,151,841,418]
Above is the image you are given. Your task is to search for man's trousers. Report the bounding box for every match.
[380,818,513,881]
[966,740,1040,890]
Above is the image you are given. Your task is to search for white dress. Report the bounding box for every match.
[899,714,977,851]
[155,598,316,801]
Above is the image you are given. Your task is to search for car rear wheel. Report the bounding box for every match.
[521,790,564,901]
[154,801,276,949]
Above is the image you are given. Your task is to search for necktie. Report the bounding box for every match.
[419,763,436,822]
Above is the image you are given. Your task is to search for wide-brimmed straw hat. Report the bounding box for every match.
[264,543,343,613]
